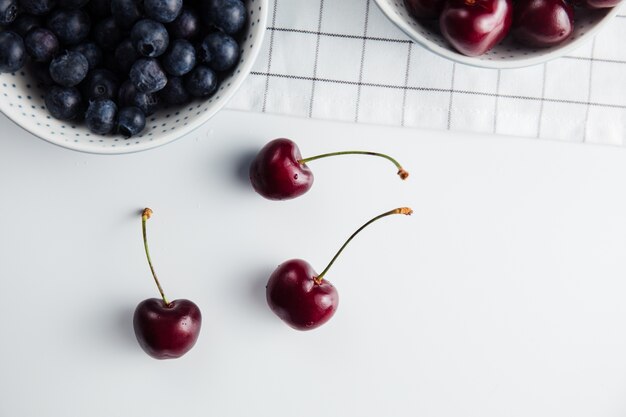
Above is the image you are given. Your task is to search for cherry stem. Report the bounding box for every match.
[298,151,409,180]
[141,208,170,307]
[315,207,413,284]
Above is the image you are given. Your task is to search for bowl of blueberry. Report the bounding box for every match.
[0,0,267,153]
[375,0,622,68]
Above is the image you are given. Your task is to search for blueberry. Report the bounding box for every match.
[202,0,246,35]
[93,17,124,50]
[58,0,88,9]
[71,42,102,70]
[44,85,82,120]
[130,58,167,93]
[24,28,59,63]
[117,79,135,105]
[0,31,25,73]
[144,0,182,23]
[85,99,117,134]
[49,51,88,87]
[29,61,54,85]
[46,9,91,45]
[184,65,216,97]
[113,38,138,74]
[100,50,118,72]
[117,106,145,137]
[10,14,41,37]
[118,79,159,116]
[131,19,169,57]
[19,0,55,16]
[199,32,239,72]
[133,91,159,115]
[111,0,142,29]
[162,39,195,76]
[90,0,111,19]
[83,68,119,100]
[0,0,18,25]
[168,7,200,40]
[159,75,189,105]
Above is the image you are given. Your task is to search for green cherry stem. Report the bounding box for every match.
[142,208,170,306]
[298,151,409,180]
[314,207,413,284]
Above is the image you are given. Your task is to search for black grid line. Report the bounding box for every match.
[493,70,501,134]
[401,43,413,127]
[267,26,413,44]
[308,0,326,118]
[537,64,548,138]
[583,39,597,143]
[261,0,279,113]
[447,63,456,130]
[355,0,372,122]
[264,27,626,65]
[563,55,626,65]
[250,71,626,110]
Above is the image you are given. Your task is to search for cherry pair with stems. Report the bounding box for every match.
[134,139,412,359]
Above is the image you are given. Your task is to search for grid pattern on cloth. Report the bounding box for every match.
[227,0,626,145]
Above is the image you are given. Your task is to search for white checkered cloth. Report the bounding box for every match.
[228,0,626,145]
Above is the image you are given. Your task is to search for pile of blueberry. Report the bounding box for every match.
[0,0,246,137]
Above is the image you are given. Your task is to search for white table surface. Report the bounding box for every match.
[1,110,626,417]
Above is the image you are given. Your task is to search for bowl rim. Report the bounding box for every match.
[0,0,269,155]
[373,0,624,69]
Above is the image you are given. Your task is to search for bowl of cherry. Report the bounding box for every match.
[0,0,267,153]
[375,0,623,68]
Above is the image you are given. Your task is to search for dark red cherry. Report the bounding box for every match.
[266,208,413,331]
[513,0,574,47]
[404,0,445,19]
[440,0,513,56]
[249,138,313,201]
[133,208,202,359]
[133,298,202,359]
[266,259,339,331]
[249,138,409,201]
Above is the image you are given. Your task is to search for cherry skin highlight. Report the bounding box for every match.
[133,298,202,359]
[249,138,313,201]
[440,0,513,57]
[266,259,338,331]
[513,0,574,48]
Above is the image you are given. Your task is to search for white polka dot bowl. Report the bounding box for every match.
[374,0,623,69]
[0,0,268,154]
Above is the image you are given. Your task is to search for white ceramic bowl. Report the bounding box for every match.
[0,0,268,154]
[374,0,623,69]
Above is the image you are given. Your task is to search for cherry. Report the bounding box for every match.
[133,208,202,359]
[249,138,409,201]
[266,259,338,331]
[266,207,413,330]
[513,0,574,48]
[404,0,445,19]
[440,0,513,57]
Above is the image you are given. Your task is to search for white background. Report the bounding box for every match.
[1,110,626,417]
